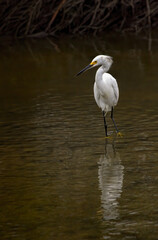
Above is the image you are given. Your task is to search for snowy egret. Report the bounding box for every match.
[76,55,119,137]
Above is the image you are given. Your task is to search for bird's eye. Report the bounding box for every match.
[90,61,97,65]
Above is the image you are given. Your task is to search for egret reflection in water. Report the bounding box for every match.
[98,142,124,220]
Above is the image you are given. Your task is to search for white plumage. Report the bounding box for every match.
[94,72,119,112]
[76,55,120,136]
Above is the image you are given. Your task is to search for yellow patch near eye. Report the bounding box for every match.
[90,61,97,65]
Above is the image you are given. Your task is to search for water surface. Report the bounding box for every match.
[0,34,158,240]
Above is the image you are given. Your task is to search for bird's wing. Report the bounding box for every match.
[111,77,119,104]
[101,73,119,106]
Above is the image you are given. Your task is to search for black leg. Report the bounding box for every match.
[111,107,119,133]
[102,111,108,137]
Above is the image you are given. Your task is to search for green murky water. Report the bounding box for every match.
[0,34,158,240]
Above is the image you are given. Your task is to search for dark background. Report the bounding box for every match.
[0,0,157,38]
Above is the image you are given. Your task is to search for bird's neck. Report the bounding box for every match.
[96,65,109,82]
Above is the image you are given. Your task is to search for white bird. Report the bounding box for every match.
[76,55,120,137]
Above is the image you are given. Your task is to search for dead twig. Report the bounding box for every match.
[0,0,157,38]
[46,0,67,32]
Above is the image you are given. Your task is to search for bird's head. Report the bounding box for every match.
[76,55,113,76]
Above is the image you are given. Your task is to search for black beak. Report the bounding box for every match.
[76,64,92,76]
